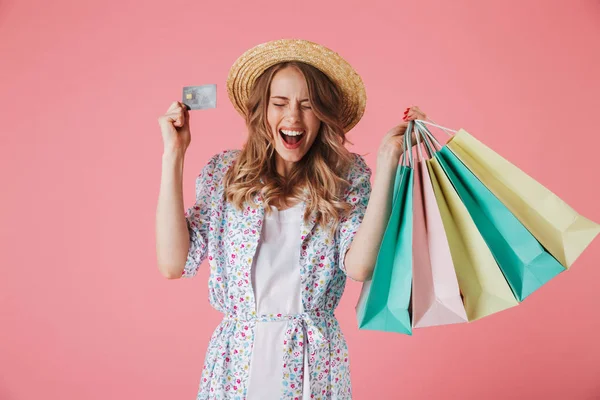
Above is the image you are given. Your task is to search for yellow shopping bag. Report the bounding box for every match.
[427,158,519,321]
[446,129,600,268]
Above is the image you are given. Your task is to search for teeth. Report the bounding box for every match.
[281,129,305,137]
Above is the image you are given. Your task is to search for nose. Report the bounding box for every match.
[284,103,301,122]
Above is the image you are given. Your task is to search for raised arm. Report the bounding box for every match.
[156,149,190,278]
[155,101,193,278]
[343,106,427,281]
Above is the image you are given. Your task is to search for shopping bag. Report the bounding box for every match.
[411,135,468,328]
[446,130,600,269]
[356,124,414,335]
[417,123,565,302]
[418,128,519,320]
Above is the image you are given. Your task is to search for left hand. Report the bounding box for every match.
[377,106,428,166]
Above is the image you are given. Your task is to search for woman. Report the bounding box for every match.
[156,39,426,399]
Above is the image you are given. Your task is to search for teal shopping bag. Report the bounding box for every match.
[356,125,414,335]
[416,123,564,301]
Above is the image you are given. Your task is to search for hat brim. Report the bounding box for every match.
[227,39,366,133]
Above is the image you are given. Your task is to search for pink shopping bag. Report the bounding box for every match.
[412,134,468,328]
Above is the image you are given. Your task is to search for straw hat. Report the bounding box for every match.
[226,39,367,133]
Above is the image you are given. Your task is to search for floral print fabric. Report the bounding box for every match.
[183,149,372,399]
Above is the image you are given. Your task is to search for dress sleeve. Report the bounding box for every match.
[181,152,222,278]
[337,153,372,281]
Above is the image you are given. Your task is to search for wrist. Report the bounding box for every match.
[162,147,186,161]
[376,149,401,171]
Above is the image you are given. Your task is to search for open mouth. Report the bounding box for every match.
[279,129,305,148]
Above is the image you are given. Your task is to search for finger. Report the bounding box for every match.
[175,102,190,124]
[391,122,409,136]
[168,102,187,119]
[158,113,177,125]
[171,105,187,125]
[165,105,185,127]
[164,111,184,127]
[177,101,191,118]
[404,109,419,120]
[158,116,180,129]
[159,115,178,128]
[406,106,425,117]
[410,106,427,121]
[174,114,184,127]
[167,101,180,113]
[407,111,425,121]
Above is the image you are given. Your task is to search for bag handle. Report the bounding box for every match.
[415,119,424,162]
[415,122,442,156]
[414,121,432,162]
[414,122,436,158]
[415,118,457,136]
[402,120,415,168]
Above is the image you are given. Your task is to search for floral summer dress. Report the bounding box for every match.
[183,149,372,399]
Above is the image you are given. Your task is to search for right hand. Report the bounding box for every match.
[377,106,428,167]
[158,101,191,153]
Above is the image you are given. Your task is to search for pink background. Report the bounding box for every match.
[2,0,599,399]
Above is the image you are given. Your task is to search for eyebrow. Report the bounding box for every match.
[270,96,310,102]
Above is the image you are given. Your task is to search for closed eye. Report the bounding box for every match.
[272,103,312,110]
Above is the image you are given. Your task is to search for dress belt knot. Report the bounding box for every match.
[224,309,335,398]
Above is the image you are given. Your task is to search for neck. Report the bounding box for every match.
[275,154,294,178]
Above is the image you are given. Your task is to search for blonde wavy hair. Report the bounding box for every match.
[224,61,356,231]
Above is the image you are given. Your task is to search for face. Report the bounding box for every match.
[267,66,321,176]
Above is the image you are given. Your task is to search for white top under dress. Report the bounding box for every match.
[245,202,311,400]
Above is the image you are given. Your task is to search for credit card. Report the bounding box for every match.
[182,84,217,110]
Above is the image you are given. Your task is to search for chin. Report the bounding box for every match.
[275,147,306,162]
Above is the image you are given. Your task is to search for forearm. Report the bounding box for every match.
[155,150,189,278]
[344,155,398,281]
